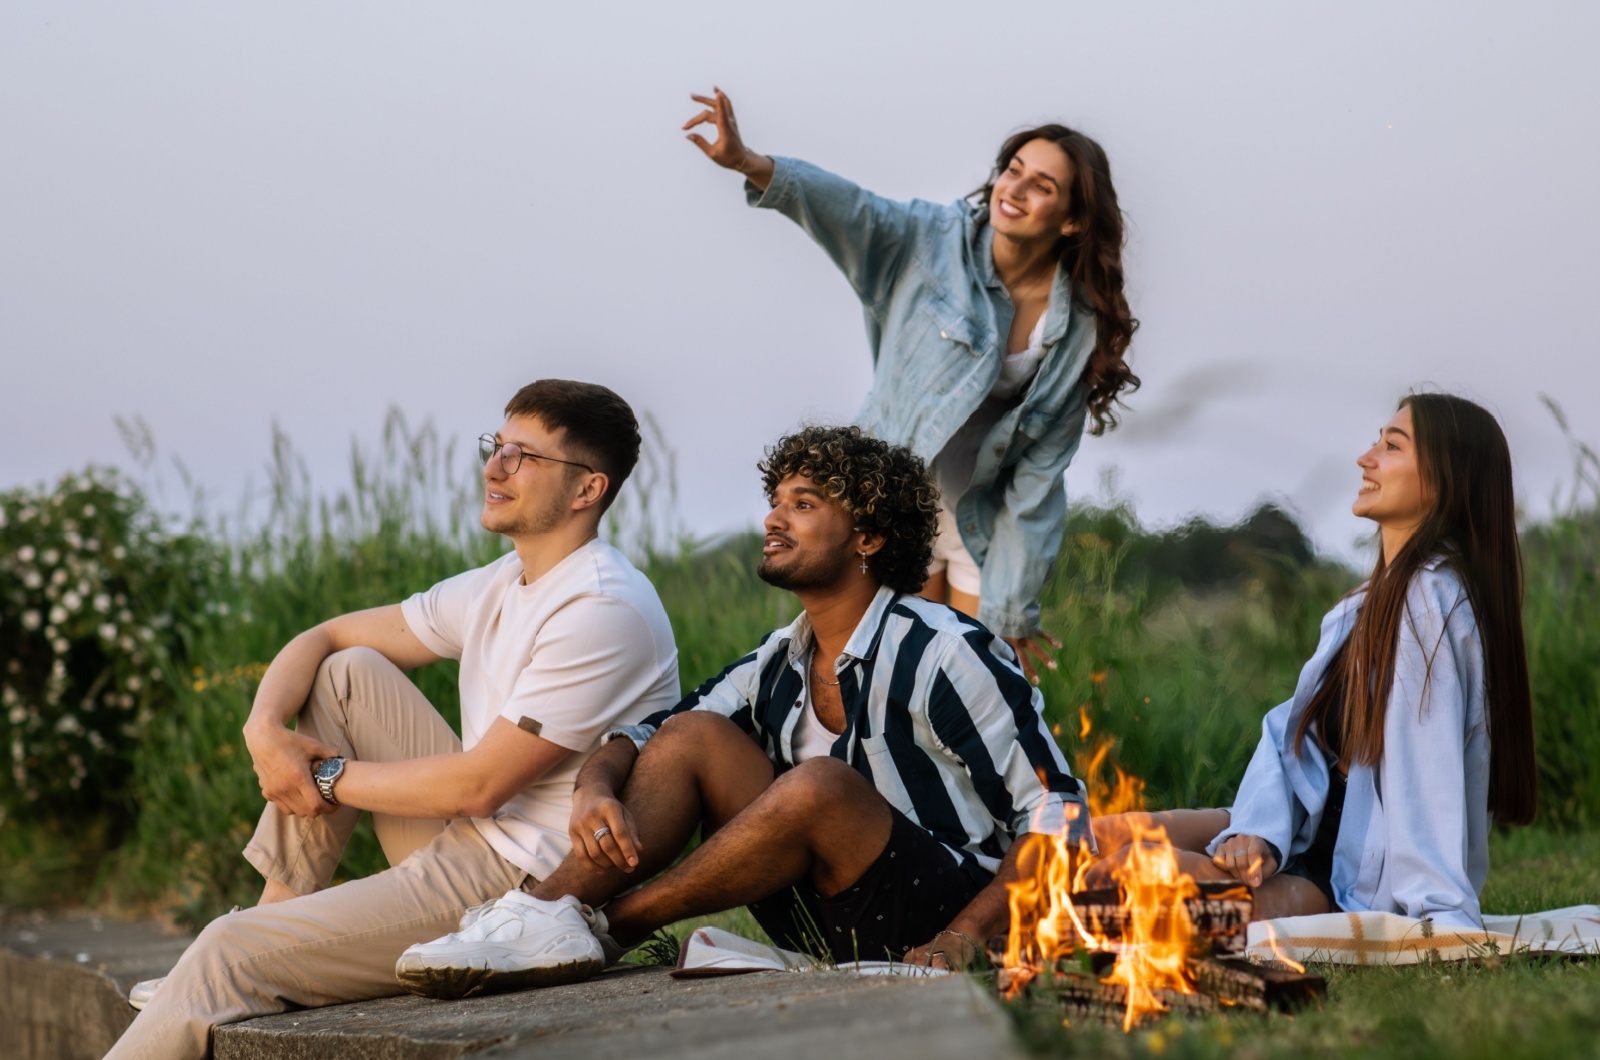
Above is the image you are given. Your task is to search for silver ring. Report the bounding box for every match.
[593,826,612,842]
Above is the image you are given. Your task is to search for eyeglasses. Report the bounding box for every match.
[478,434,594,476]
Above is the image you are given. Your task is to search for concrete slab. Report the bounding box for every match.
[1,913,194,1060]
[214,965,1023,1060]
[3,916,1024,1060]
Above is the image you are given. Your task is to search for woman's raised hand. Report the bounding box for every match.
[683,87,774,190]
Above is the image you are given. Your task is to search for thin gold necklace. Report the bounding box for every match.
[811,651,840,688]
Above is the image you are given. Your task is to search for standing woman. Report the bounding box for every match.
[685,88,1139,680]
[1092,394,1537,928]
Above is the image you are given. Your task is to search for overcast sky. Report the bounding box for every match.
[4,2,1597,563]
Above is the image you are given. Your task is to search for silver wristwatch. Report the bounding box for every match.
[313,756,346,805]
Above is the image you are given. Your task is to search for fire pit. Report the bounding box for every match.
[994,817,1326,1029]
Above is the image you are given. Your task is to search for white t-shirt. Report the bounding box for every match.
[401,539,679,881]
[790,658,844,763]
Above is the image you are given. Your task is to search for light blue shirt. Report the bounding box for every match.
[1208,557,1492,930]
[748,158,1098,638]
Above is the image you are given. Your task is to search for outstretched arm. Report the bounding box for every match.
[684,86,923,312]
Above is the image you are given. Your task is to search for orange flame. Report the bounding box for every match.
[1006,709,1203,1031]
[1074,710,1145,819]
[1102,819,1198,1030]
[1255,920,1306,974]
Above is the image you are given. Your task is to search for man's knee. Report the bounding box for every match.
[316,646,394,694]
[767,757,877,815]
[651,711,755,759]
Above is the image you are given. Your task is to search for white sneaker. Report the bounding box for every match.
[127,976,164,1011]
[395,891,608,998]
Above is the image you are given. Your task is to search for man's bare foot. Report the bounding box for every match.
[259,878,303,905]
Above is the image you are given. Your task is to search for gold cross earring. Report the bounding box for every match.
[859,551,869,574]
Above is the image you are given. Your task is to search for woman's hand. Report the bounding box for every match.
[1210,833,1279,888]
[569,783,643,872]
[683,87,774,190]
[1005,627,1063,685]
[244,723,340,819]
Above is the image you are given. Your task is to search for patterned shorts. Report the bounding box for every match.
[746,808,987,963]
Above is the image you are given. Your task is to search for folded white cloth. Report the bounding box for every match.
[1245,905,1600,965]
[672,926,948,978]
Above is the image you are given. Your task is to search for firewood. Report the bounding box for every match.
[1004,882,1255,958]
[1002,958,1325,1023]
[1189,956,1327,1013]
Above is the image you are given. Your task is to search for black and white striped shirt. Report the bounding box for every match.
[608,587,1089,884]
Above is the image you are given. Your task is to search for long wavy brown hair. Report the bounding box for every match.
[971,124,1140,435]
[1294,394,1537,825]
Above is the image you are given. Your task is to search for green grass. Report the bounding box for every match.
[1,412,1596,1057]
[1006,826,1600,1060]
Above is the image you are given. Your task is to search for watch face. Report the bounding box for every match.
[315,758,342,782]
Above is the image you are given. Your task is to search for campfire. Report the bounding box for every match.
[996,712,1325,1029]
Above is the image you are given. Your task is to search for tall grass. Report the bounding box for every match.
[63,411,1599,923]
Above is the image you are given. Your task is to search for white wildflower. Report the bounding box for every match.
[93,593,111,613]
[21,610,41,631]
[82,503,96,518]
[49,606,67,626]
[52,638,69,655]
[112,546,126,561]
[42,549,59,566]
[126,676,142,692]
[62,591,81,612]
[17,545,35,563]
[55,714,81,735]
[99,623,116,640]
[50,568,68,586]
[7,706,24,725]
[22,570,42,590]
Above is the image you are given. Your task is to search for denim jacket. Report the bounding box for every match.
[1206,558,1492,930]
[748,158,1097,638]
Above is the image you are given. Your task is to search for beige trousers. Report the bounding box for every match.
[105,648,531,1060]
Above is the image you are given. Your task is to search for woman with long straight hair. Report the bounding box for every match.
[684,88,1139,681]
[1091,393,1536,928]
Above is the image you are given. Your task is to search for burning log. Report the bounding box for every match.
[1002,957,1325,1023]
[1055,882,1254,958]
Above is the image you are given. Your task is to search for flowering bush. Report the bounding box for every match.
[0,468,210,821]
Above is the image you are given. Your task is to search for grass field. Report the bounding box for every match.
[4,414,1598,1056]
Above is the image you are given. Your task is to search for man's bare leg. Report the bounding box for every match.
[601,755,894,946]
[528,713,894,947]
[531,712,781,906]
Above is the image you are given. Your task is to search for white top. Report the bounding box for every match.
[401,539,679,881]
[790,658,843,762]
[989,314,1048,402]
[932,314,1047,503]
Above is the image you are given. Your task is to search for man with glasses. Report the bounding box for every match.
[108,380,680,1060]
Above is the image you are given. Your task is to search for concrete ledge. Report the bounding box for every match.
[216,965,1021,1060]
[1,915,194,1060]
[4,917,1022,1060]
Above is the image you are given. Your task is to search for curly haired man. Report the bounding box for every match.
[397,426,1090,994]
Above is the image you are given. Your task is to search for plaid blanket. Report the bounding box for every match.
[1245,906,1600,965]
